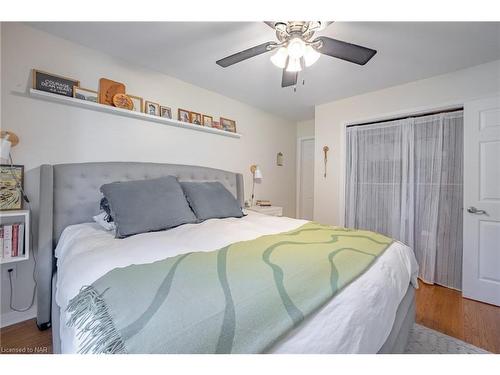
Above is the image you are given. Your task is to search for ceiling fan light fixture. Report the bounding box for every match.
[286,57,302,72]
[303,45,320,67]
[270,47,288,68]
[287,37,306,59]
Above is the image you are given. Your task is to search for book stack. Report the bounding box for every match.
[255,200,272,207]
[0,223,25,260]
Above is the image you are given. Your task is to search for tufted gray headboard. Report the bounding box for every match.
[36,162,244,329]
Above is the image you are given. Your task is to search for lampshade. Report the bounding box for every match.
[254,166,263,180]
[304,45,320,67]
[286,57,302,72]
[287,37,306,59]
[0,135,12,160]
[270,47,288,68]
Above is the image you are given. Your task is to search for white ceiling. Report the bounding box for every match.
[28,22,500,121]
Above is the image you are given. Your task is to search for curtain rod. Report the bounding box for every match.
[346,107,463,128]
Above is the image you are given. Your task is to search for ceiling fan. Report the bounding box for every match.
[216,21,377,88]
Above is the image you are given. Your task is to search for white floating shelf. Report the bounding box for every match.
[29,89,242,139]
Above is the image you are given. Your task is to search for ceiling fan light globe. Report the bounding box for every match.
[270,47,288,68]
[286,57,302,72]
[287,37,306,59]
[304,45,321,67]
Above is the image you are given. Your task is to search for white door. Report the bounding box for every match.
[298,138,315,220]
[463,96,500,306]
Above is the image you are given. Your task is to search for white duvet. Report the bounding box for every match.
[55,211,418,354]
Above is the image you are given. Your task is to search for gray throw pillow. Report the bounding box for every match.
[100,176,197,238]
[181,181,244,221]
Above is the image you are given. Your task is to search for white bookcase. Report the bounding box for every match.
[0,210,30,264]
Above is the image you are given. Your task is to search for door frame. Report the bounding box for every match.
[296,136,315,219]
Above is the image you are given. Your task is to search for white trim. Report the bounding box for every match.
[296,136,315,219]
[0,304,37,328]
[29,89,242,139]
[340,99,466,226]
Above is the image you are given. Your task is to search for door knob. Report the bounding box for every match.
[467,206,487,215]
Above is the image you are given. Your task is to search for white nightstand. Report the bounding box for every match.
[246,205,283,217]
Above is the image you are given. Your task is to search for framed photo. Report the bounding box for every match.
[178,108,191,123]
[220,117,237,133]
[32,69,80,97]
[202,115,213,127]
[190,112,202,126]
[129,95,144,113]
[145,101,160,116]
[0,164,24,210]
[73,86,98,102]
[160,106,172,119]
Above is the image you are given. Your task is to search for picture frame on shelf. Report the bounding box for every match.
[129,95,144,113]
[190,112,202,125]
[144,101,160,116]
[160,106,172,119]
[178,108,190,123]
[220,117,237,133]
[0,164,24,211]
[32,69,80,97]
[202,115,213,127]
[73,86,98,102]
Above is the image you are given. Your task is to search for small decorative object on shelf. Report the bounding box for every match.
[73,86,98,102]
[178,108,190,123]
[202,115,213,127]
[144,101,160,116]
[33,69,79,97]
[160,106,172,119]
[99,78,125,106]
[0,164,24,211]
[113,93,134,110]
[129,95,144,112]
[190,112,202,125]
[0,210,30,264]
[212,120,222,129]
[220,117,237,133]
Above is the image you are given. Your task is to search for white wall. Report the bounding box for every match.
[296,119,314,139]
[314,59,500,226]
[0,23,297,323]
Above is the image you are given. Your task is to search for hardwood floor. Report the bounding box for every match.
[0,319,51,354]
[416,282,500,353]
[1,283,499,354]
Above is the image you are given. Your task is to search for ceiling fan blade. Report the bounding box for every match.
[263,21,276,29]
[314,36,377,65]
[216,42,276,67]
[281,69,298,88]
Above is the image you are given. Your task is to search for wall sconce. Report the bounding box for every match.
[0,131,19,160]
[276,152,284,166]
[250,164,263,206]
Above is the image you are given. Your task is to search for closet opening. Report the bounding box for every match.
[345,108,464,290]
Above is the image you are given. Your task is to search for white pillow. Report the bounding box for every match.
[93,212,116,231]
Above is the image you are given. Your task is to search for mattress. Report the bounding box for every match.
[55,211,418,353]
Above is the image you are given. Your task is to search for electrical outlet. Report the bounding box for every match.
[2,265,17,282]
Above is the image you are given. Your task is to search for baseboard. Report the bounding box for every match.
[0,305,37,328]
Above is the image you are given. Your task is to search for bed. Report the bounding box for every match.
[35,162,418,354]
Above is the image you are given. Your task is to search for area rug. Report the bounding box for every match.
[405,324,490,354]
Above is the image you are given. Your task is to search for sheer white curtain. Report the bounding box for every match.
[345,111,463,289]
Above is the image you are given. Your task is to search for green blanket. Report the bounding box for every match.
[67,222,393,353]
